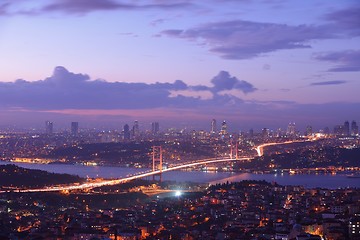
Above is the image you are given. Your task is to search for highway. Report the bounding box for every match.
[255,141,297,156]
[255,137,316,156]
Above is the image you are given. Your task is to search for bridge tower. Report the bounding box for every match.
[230,141,239,159]
[152,146,163,181]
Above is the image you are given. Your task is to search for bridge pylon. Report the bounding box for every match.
[152,146,163,182]
[230,141,239,159]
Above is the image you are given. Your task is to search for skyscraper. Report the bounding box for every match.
[249,129,254,138]
[344,121,350,136]
[133,120,139,138]
[211,119,217,134]
[287,122,296,136]
[334,125,344,135]
[152,122,159,135]
[220,120,227,135]
[45,121,53,135]
[262,128,270,138]
[306,125,313,136]
[123,124,130,140]
[351,121,358,136]
[71,122,79,136]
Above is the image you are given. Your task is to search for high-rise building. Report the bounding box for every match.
[351,120,358,136]
[151,122,159,135]
[133,120,139,138]
[334,125,344,135]
[287,122,296,136]
[123,124,130,140]
[211,119,217,134]
[45,121,53,135]
[323,127,330,135]
[344,121,350,136]
[71,122,79,136]
[262,128,270,138]
[306,125,313,136]
[249,129,254,138]
[220,120,227,135]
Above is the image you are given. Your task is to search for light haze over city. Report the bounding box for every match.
[0,0,359,131]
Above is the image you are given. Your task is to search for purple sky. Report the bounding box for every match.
[0,0,359,132]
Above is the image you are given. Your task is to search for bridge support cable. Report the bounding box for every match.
[230,140,239,160]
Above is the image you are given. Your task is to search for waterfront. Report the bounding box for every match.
[0,161,359,189]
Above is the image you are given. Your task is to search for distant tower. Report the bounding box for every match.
[220,120,227,135]
[45,121,53,135]
[71,122,79,136]
[262,128,270,138]
[249,129,254,138]
[306,125,313,136]
[211,119,217,134]
[334,125,344,135]
[344,121,350,136]
[323,127,330,135]
[151,122,159,135]
[133,120,139,138]
[351,121,358,136]
[287,122,296,136]
[123,124,130,140]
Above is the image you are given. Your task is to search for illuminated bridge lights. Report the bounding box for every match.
[1,139,320,194]
[2,157,250,193]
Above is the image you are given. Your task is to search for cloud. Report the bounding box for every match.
[161,20,335,59]
[150,18,167,26]
[0,2,10,15]
[210,71,257,93]
[0,66,255,111]
[324,6,360,36]
[263,64,271,70]
[1,67,359,131]
[313,50,360,72]
[0,67,360,131]
[40,0,192,14]
[310,80,347,86]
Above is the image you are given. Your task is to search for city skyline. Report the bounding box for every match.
[9,118,359,136]
[0,0,359,129]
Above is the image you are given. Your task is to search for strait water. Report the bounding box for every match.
[0,161,359,189]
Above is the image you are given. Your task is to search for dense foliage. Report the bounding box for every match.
[0,164,83,189]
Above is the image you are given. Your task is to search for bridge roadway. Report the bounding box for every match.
[255,141,297,156]
[255,137,316,156]
[2,138,315,193]
[3,157,251,193]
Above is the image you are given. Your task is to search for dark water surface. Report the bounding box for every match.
[1,161,358,189]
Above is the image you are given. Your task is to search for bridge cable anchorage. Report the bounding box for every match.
[152,146,163,182]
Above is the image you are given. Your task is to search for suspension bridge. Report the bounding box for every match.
[0,139,307,193]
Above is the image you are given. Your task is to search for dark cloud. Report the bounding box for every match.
[0,2,10,15]
[325,6,360,36]
[0,67,359,130]
[310,80,347,86]
[150,18,167,26]
[41,0,192,14]
[0,67,255,111]
[313,50,360,72]
[161,20,335,59]
[279,88,290,92]
[263,64,271,70]
[210,71,257,93]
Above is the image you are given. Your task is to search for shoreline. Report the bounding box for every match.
[1,159,359,176]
